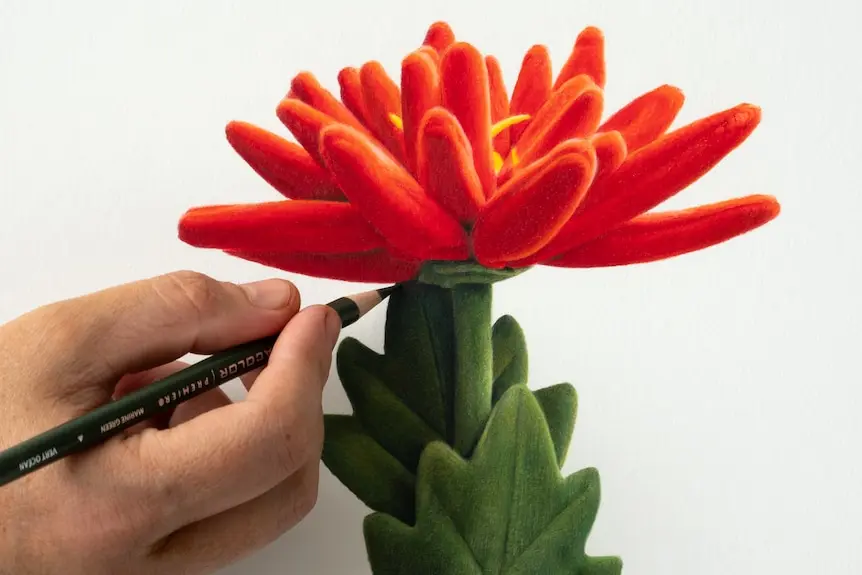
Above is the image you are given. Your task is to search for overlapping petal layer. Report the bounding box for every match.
[178,21,780,283]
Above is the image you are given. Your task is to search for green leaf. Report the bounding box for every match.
[338,338,444,472]
[364,385,619,574]
[381,282,454,437]
[491,315,528,403]
[534,382,578,467]
[321,415,416,524]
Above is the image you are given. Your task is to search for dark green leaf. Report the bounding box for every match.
[381,282,454,436]
[338,338,444,472]
[534,382,578,467]
[321,415,416,523]
[491,315,529,403]
[364,385,619,574]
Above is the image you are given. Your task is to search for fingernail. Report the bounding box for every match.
[323,306,342,348]
[241,279,295,309]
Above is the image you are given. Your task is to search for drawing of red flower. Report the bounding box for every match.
[178,22,779,283]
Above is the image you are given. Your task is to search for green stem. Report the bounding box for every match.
[450,283,493,456]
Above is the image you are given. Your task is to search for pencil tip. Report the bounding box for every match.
[376,284,399,299]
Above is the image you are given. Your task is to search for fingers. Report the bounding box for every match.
[168,388,232,427]
[29,271,301,398]
[150,459,320,573]
[114,361,188,433]
[120,304,340,531]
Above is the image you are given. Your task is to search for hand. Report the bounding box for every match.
[0,270,341,575]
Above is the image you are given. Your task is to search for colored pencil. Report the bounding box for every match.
[0,285,397,487]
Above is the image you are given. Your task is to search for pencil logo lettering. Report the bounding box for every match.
[17,447,58,471]
[157,377,209,407]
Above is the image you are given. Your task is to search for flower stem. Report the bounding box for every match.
[450,283,493,456]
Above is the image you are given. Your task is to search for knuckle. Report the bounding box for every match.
[156,270,221,319]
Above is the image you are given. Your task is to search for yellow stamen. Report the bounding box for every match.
[492,151,504,174]
[490,114,531,138]
[509,147,520,167]
[388,113,403,131]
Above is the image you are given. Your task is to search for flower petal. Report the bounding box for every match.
[599,85,685,152]
[486,55,511,156]
[338,66,371,127]
[228,249,421,283]
[290,71,368,134]
[509,45,552,144]
[275,98,338,168]
[419,45,441,66]
[524,103,763,262]
[319,123,469,260]
[178,200,384,253]
[417,107,485,224]
[545,195,780,267]
[440,42,496,198]
[472,139,596,267]
[589,130,627,183]
[515,80,603,168]
[225,121,344,201]
[401,50,441,175]
[510,74,594,162]
[554,26,605,90]
[360,61,406,163]
[422,21,455,53]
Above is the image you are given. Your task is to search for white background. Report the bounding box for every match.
[2,1,860,573]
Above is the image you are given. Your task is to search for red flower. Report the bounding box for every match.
[178,22,780,283]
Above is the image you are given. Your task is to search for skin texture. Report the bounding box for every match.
[0,270,341,575]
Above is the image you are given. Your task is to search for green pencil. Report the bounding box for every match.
[0,285,397,487]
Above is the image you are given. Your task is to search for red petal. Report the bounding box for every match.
[228,249,421,283]
[423,21,455,53]
[486,55,511,155]
[510,74,593,161]
[178,200,384,253]
[589,130,627,183]
[417,107,485,224]
[360,61,406,163]
[225,121,344,201]
[338,67,371,127]
[515,79,603,168]
[419,45,440,66]
[290,71,368,134]
[509,45,552,144]
[401,50,441,175]
[525,103,763,262]
[545,195,780,267]
[554,26,605,90]
[275,98,338,168]
[472,139,596,267]
[599,85,685,152]
[440,42,496,198]
[319,123,469,260]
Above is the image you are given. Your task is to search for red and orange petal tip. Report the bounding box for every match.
[548,194,780,267]
[225,121,344,201]
[178,200,384,254]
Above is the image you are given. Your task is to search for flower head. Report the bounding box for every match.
[178,22,780,284]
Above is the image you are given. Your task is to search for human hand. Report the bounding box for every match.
[0,271,341,575]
